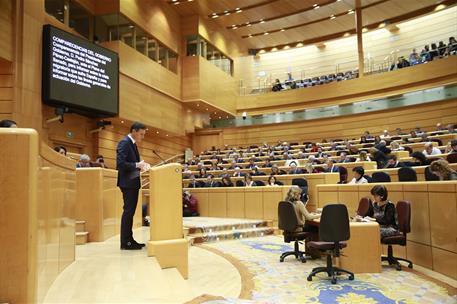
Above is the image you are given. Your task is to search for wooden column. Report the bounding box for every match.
[355,0,364,77]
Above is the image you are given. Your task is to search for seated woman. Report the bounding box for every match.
[220,176,234,187]
[390,141,404,151]
[355,150,371,162]
[370,185,399,238]
[349,166,368,184]
[198,167,208,179]
[244,174,255,187]
[267,175,279,186]
[183,191,199,217]
[429,160,457,180]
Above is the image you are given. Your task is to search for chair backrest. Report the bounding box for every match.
[255,180,265,186]
[447,153,457,164]
[276,180,284,185]
[396,200,411,234]
[403,146,413,155]
[364,175,373,183]
[425,166,440,181]
[338,166,348,184]
[235,180,244,187]
[371,171,391,183]
[357,197,373,217]
[278,201,299,232]
[319,204,350,242]
[196,181,206,188]
[398,167,417,182]
[431,138,443,146]
[292,178,308,188]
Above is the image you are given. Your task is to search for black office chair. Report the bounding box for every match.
[356,197,373,217]
[277,201,310,263]
[398,167,417,182]
[337,167,348,184]
[447,153,457,163]
[371,172,391,183]
[235,180,244,187]
[364,175,373,183]
[381,201,413,271]
[292,178,308,201]
[275,180,284,185]
[307,204,354,284]
[425,166,440,181]
[255,180,265,186]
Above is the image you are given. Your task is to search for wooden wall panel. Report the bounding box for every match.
[0,0,13,61]
[102,41,181,100]
[120,0,181,53]
[194,99,457,149]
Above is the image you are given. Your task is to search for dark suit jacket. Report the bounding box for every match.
[116,135,141,189]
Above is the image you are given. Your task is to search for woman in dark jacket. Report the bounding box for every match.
[370,185,399,238]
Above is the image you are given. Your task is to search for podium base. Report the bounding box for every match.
[147,238,189,279]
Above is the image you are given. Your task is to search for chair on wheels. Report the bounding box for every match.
[398,167,417,182]
[381,200,413,271]
[371,171,391,183]
[277,201,310,263]
[356,197,373,217]
[307,204,354,284]
[425,166,439,181]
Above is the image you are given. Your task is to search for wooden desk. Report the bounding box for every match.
[308,219,381,274]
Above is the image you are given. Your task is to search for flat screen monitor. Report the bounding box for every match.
[42,24,119,117]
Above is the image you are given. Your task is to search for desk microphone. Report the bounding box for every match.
[153,150,166,164]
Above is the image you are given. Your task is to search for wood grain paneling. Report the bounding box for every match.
[237,56,457,114]
[0,0,13,61]
[120,0,181,53]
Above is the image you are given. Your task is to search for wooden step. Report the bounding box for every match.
[75,220,86,232]
[75,231,89,245]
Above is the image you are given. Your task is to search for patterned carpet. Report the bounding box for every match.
[198,235,457,304]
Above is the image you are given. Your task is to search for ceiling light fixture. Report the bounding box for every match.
[280,28,285,32]
[314,5,320,9]
[260,19,265,24]
[348,9,354,14]
[264,32,269,35]
[330,15,336,19]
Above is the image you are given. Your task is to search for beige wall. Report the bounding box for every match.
[0,0,13,61]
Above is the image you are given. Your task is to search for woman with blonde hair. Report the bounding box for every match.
[284,187,320,231]
[430,160,457,180]
[356,150,371,162]
[390,141,404,151]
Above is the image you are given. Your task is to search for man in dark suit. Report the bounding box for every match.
[385,155,405,168]
[325,159,339,172]
[117,122,150,250]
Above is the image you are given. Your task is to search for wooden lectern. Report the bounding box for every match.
[147,163,188,279]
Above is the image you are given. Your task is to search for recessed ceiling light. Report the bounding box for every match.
[313,5,320,9]
[313,3,318,7]
[348,9,354,14]
[264,32,269,35]
[156,131,159,134]
[206,108,209,111]
[362,27,368,32]
[343,32,351,37]
[330,15,336,19]
[260,19,265,24]
[271,47,278,52]
[211,14,219,18]
[225,12,230,16]
[296,42,304,47]
[248,34,252,38]
[259,49,266,54]
[280,29,285,32]
[283,45,290,49]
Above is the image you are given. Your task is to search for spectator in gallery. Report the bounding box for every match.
[438,41,447,56]
[389,57,410,71]
[233,166,245,178]
[360,135,369,144]
[263,158,273,168]
[395,127,406,136]
[220,176,234,187]
[447,124,456,134]
[447,36,457,55]
[447,140,457,154]
[414,126,424,135]
[370,147,389,168]
[430,160,457,180]
[272,79,283,92]
[187,174,200,188]
[408,48,421,65]
[436,122,446,131]
[429,43,439,60]
[250,166,266,176]
[349,166,368,184]
[315,147,327,158]
[246,158,257,169]
[304,163,317,174]
[54,145,67,156]
[0,119,17,128]
[411,151,430,166]
[423,142,441,156]
[307,155,321,165]
[420,45,432,62]
[271,165,286,175]
[347,144,359,155]
[375,140,391,155]
[76,154,91,168]
[338,152,351,163]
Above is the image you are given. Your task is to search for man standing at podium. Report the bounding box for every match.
[117,122,150,250]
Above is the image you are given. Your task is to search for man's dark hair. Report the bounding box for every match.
[352,166,365,176]
[0,119,17,128]
[371,185,388,201]
[54,145,67,154]
[451,140,457,147]
[388,155,397,161]
[130,122,146,133]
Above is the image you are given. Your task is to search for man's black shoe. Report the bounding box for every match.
[120,241,143,250]
[132,240,146,247]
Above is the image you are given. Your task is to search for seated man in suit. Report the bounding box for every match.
[246,158,257,169]
[76,154,91,168]
[423,142,442,156]
[448,140,457,154]
[250,166,266,176]
[263,158,273,168]
[205,174,218,187]
[325,159,339,172]
[288,162,303,174]
[232,166,245,178]
[338,152,352,163]
[385,155,405,168]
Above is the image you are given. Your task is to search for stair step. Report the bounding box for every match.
[75,231,89,245]
[188,227,274,245]
[186,220,272,235]
[75,220,86,232]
